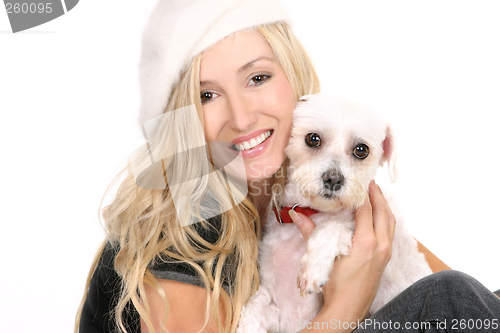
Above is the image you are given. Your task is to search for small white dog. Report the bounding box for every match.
[237,94,432,333]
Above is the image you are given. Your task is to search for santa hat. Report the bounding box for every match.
[137,0,290,132]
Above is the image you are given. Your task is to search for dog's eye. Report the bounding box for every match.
[353,143,369,159]
[305,133,321,147]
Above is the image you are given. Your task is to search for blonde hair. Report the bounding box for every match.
[75,22,319,333]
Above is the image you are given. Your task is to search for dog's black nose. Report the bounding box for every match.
[323,171,344,192]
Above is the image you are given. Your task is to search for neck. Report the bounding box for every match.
[248,178,273,222]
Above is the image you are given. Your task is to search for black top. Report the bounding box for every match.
[79,243,140,333]
[79,217,232,333]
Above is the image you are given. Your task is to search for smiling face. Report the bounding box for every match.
[200,30,296,182]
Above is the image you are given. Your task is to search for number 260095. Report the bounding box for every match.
[451,319,498,330]
[6,3,53,14]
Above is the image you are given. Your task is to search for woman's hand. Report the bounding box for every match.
[290,181,396,331]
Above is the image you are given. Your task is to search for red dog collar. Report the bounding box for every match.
[273,204,320,224]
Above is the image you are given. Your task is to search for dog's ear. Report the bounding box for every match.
[381,124,398,182]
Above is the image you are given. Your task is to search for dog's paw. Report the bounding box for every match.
[296,251,332,297]
[237,306,277,333]
[236,322,267,333]
[237,287,276,333]
[237,306,269,333]
[295,223,354,296]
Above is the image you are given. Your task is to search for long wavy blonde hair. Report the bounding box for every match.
[75,22,320,333]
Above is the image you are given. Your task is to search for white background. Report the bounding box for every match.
[1,1,499,332]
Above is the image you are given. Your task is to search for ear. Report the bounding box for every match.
[381,124,398,182]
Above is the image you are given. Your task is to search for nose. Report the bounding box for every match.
[226,94,257,131]
[322,170,345,192]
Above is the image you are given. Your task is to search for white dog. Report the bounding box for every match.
[237,94,432,333]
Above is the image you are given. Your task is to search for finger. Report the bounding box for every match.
[369,182,395,243]
[289,210,316,241]
[387,212,396,245]
[385,198,396,244]
[353,182,375,240]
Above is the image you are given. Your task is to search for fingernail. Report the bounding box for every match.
[289,209,303,226]
[370,181,381,192]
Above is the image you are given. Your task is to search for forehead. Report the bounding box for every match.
[200,30,274,78]
[292,98,387,147]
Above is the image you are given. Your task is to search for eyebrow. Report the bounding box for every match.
[199,56,275,88]
[237,56,275,73]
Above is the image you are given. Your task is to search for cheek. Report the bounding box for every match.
[203,122,213,143]
[202,111,219,143]
[268,76,295,132]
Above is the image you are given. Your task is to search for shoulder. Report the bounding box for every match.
[79,242,139,333]
[149,216,233,290]
[90,243,121,299]
[141,279,226,333]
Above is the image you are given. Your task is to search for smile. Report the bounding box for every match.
[232,130,272,151]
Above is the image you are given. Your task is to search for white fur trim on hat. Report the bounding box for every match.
[137,0,290,133]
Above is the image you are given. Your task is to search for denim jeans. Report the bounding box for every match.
[354,270,500,332]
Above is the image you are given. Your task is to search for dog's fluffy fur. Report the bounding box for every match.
[237,94,432,333]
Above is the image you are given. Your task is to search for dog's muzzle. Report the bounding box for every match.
[322,170,344,192]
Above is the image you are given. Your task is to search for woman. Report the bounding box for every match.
[75,1,500,332]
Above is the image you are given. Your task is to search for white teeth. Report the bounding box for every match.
[235,130,272,151]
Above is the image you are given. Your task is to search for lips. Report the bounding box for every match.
[232,130,272,151]
[230,129,274,158]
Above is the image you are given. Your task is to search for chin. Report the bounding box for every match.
[308,196,344,212]
[245,158,284,181]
